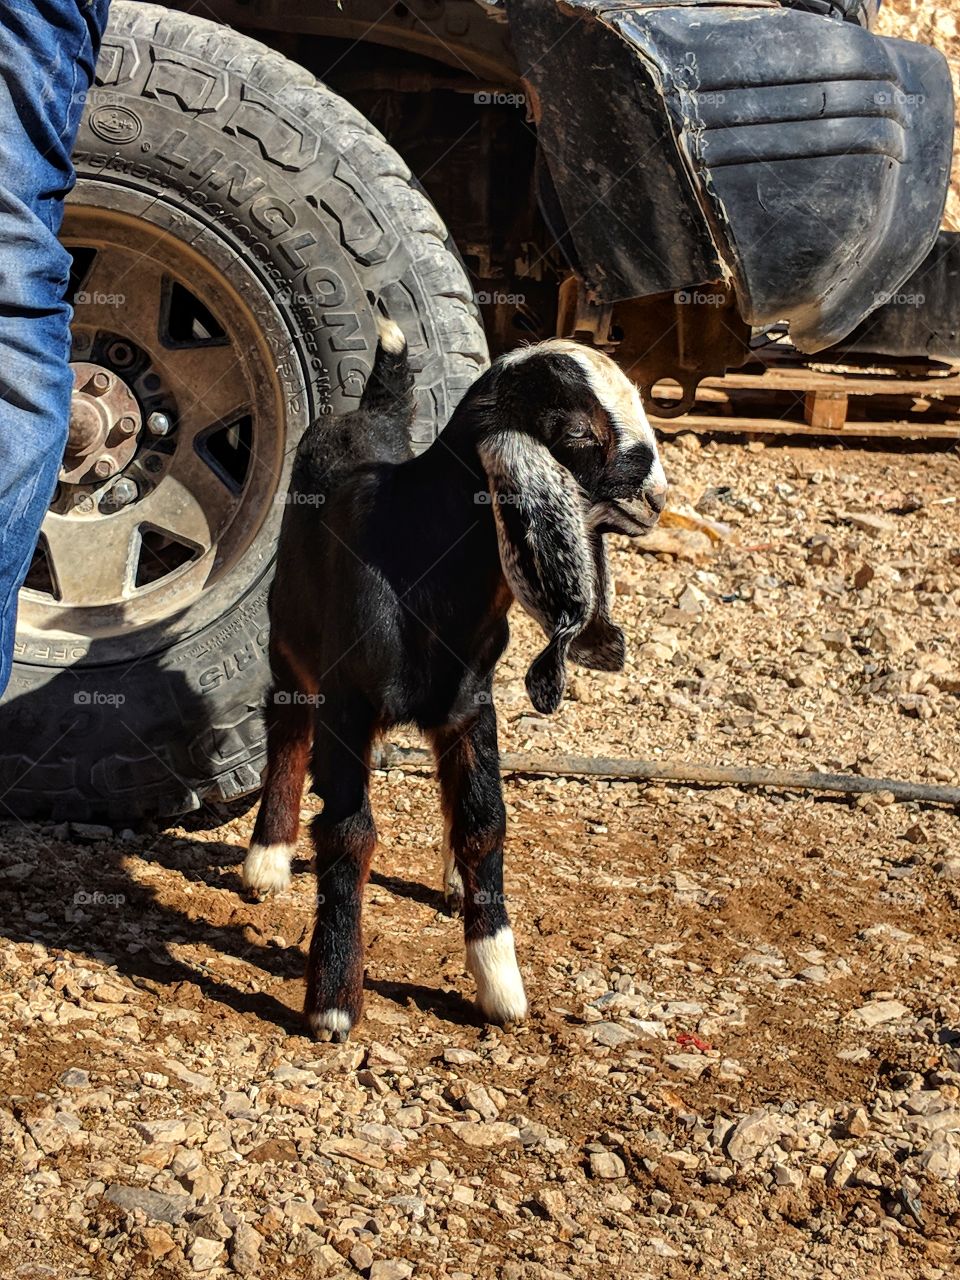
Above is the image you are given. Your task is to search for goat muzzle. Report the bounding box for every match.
[600,484,667,536]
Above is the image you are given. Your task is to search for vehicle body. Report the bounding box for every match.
[0,0,952,820]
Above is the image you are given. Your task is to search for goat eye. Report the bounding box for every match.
[566,420,594,443]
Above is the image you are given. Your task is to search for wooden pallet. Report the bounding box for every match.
[649,359,960,440]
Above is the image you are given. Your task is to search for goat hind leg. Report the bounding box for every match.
[432,707,527,1024]
[304,709,376,1041]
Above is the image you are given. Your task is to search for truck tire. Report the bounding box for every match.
[0,2,487,823]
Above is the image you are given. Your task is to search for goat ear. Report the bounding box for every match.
[478,430,594,714]
[569,531,625,672]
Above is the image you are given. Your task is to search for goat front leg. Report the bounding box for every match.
[304,705,376,1041]
[243,668,313,897]
[431,702,527,1025]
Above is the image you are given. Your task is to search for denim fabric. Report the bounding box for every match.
[0,0,110,694]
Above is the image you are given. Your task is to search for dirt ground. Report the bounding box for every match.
[1,434,960,1279]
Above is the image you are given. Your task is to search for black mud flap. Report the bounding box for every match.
[824,230,960,361]
[508,0,953,352]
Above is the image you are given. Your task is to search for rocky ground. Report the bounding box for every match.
[2,433,960,1280]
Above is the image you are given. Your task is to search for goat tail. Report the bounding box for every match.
[361,315,414,417]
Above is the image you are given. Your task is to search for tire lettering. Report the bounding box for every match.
[301,267,346,308]
[324,310,365,352]
[250,195,295,235]
[278,230,318,271]
[234,644,257,672]
[155,127,191,170]
[207,158,266,208]
[13,641,88,662]
[337,356,366,400]
[196,641,265,693]
[209,165,267,209]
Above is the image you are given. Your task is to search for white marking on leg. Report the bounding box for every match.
[242,842,294,895]
[444,853,465,908]
[442,817,464,910]
[375,315,405,354]
[306,1008,353,1039]
[467,927,528,1024]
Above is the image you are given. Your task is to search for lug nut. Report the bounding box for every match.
[91,371,110,394]
[107,341,134,367]
[147,411,171,437]
[109,477,138,508]
[117,415,138,437]
[94,456,116,479]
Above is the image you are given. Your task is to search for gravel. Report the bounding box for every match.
[1,436,959,1277]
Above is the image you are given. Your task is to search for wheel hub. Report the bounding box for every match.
[62,361,141,484]
[18,199,285,653]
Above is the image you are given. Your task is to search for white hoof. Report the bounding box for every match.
[306,1008,353,1042]
[467,927,528,1025]
[242,843,294,896]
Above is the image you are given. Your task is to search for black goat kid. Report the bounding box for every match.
[244,319,667,1040]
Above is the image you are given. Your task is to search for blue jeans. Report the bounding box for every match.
[0,0,110,695]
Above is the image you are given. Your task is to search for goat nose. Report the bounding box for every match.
[644,482,667,514]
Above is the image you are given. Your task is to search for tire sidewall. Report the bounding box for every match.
[0,9,485,820]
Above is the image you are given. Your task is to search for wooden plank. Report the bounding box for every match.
[803,390,848,431]
[647,369,960,399]
[642,358,960,440]
[701,368,960,397]
[650,412,960,439]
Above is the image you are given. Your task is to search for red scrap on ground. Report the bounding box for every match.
[677,1031,713,1053]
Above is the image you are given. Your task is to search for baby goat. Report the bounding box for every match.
[244,319,667,1040]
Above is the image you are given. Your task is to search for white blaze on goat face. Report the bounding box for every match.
[501,338,667,504]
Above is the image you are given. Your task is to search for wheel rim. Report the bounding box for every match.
[18,202,286,646]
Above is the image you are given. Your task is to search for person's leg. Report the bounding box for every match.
[0,0,110,695]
